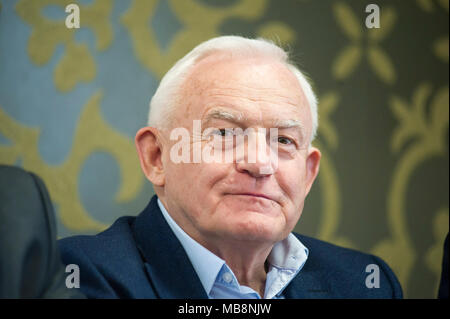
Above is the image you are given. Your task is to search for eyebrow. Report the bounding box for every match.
[272,118,305,131]
[203,108,306,137]
[203,108,245,123]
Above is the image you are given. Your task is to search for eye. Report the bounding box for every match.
[277,136,294,145]
[212,128,234,137]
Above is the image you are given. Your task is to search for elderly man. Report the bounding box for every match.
[59,36,402,299]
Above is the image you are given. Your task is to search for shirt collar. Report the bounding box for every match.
[268,233,308,270]
[265,233,309,298]
[157,198,224,295]
[157,197,308,298]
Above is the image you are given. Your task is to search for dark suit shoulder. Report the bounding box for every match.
[294,232,375,262]
[58,216,155,298]
[59,216,140,264]
[292,233,403,298]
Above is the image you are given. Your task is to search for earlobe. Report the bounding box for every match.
[135,127,165,186]
[305,146,321,196]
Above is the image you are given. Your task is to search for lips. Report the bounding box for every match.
[231,192,274,201]
[224,192,281,213]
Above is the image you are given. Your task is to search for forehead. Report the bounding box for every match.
[177,53,310,126]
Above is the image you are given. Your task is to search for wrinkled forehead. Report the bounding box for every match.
[177,53,310,120]
[186,53,304,97]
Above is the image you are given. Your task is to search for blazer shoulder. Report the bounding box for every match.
[294,233,372,259]
[58,216,153,298]
[293,233,403,298]
[59,215,138,259]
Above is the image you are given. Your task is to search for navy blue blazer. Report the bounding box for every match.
[58,195,403,298]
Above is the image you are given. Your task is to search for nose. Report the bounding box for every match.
[235,130,277,178]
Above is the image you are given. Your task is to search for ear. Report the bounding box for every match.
[304,146,321,196]
[135,127,165,186]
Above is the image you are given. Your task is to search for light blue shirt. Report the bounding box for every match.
[157,198,308,299]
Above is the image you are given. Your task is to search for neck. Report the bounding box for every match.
[201,237,274,298]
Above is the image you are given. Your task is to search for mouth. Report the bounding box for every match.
[231,193,274,201]
[225,192,281,214]
[223,191,282,216]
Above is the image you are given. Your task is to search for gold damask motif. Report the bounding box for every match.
[417,0,449,64]
[312,139,346,247]
[16,0,113,92]
[317,91,339,150]
[372,83,449,295]
[311,91,355,249]
[332,2,396,85]
[416,0,449,12]
[0,92,143,232]
[433,36,449,63]
[256,21,296,46]
[121,0,268,78]
[425,208,449,295]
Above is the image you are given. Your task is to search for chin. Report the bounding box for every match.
[224,214,285,243]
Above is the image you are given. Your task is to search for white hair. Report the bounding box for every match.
[148,35,318,142]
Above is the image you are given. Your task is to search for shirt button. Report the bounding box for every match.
[222,272,233,283]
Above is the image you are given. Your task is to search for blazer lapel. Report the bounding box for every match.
[132,196,208,299]
[283,265,331,299]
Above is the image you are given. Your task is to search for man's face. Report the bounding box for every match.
[159,54,320,246]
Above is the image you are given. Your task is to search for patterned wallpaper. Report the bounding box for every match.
[0,0,448,298]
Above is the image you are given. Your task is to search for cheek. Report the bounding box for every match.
[274,162,309,233]
[163,163,200,212]
[165,162,191,190]
[277,161,308,207]
[164,161,230,208]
